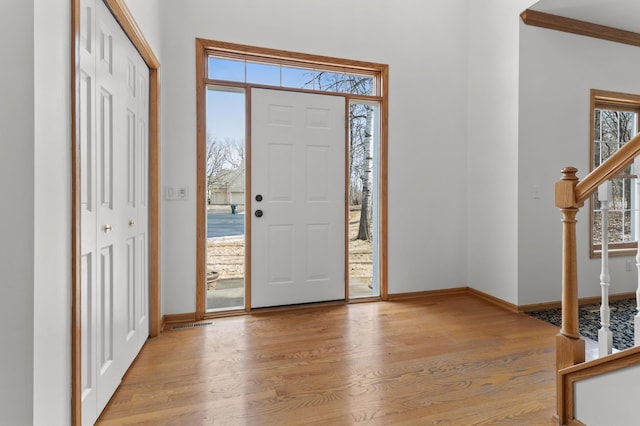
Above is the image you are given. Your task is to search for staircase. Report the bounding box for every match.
[554,133,640,425]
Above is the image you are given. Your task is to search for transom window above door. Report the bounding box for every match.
[207,55,378,96]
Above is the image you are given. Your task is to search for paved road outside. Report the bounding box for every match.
[207,211,245,238]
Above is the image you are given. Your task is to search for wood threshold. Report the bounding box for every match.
[196,296,382,320]
[249,300,348,315]
[173,296,384,322]
[348,296,382,304]
[521,9,640,49]
[204,309,247,319]
[71,1,161,424]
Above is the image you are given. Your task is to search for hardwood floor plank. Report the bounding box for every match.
[97,294,558,425]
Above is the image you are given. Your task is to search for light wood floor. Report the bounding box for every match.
[97,293,558,425]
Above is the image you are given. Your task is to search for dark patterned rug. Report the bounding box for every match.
[527,298,638,350]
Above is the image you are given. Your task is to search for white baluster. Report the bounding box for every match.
[599,181,613,356]
[635,157,640,347]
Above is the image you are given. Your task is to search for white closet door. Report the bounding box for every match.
[119,27,150,368]
[79,0,150,424]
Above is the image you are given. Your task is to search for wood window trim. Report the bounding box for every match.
[195,39,389,319]
[589,89,640,259]
[71,0,161,424]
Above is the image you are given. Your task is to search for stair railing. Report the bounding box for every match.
[555,132,640,425]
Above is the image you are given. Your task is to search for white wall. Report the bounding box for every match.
[518,24,640,304]
[123,0,162,58]
[467,0,536,305]
[574,362,640,425]
[0,2,35,424]
[158,0,471,314]
[33,0,72,423]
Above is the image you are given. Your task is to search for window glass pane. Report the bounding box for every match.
[611,178,626,209]
[208,57,245,82]
[623,209,632,242]
[593,210,602,245]
[315,71,346,93]
[609,211,624,243]
[207,56,377,96]
[594,141,602,167]
[344,74,375,96]
[600,177,634,243]
[246,62,280,86]
[601,110,621,142]
[282,66,313,89]
[594,110,601,141]
[621,111,634,142]
[601,142,619,163]
[205,87,246,312]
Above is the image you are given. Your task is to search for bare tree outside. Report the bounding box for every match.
[592,109,637,244]
[206,134,228,180]
[206,134,245,204]
[354,104,374,241]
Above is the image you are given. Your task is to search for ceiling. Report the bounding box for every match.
[530,0,640,34]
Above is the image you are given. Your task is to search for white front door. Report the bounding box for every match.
[251,88,346,308]
[80,0,150,424]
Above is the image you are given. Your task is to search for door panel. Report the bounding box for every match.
[96,244,118,409]
[80,252,95,421]
[251,88,345,308]
[126,236,136,340]
[98,89,114,209]
[268,225,294,284]
[306,224,330,281]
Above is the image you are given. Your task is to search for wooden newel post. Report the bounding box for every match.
[555,167,585,426]
[555,166,585,371]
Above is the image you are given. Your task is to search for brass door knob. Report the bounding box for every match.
[129,219,135,227]
[103,224,112,233]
